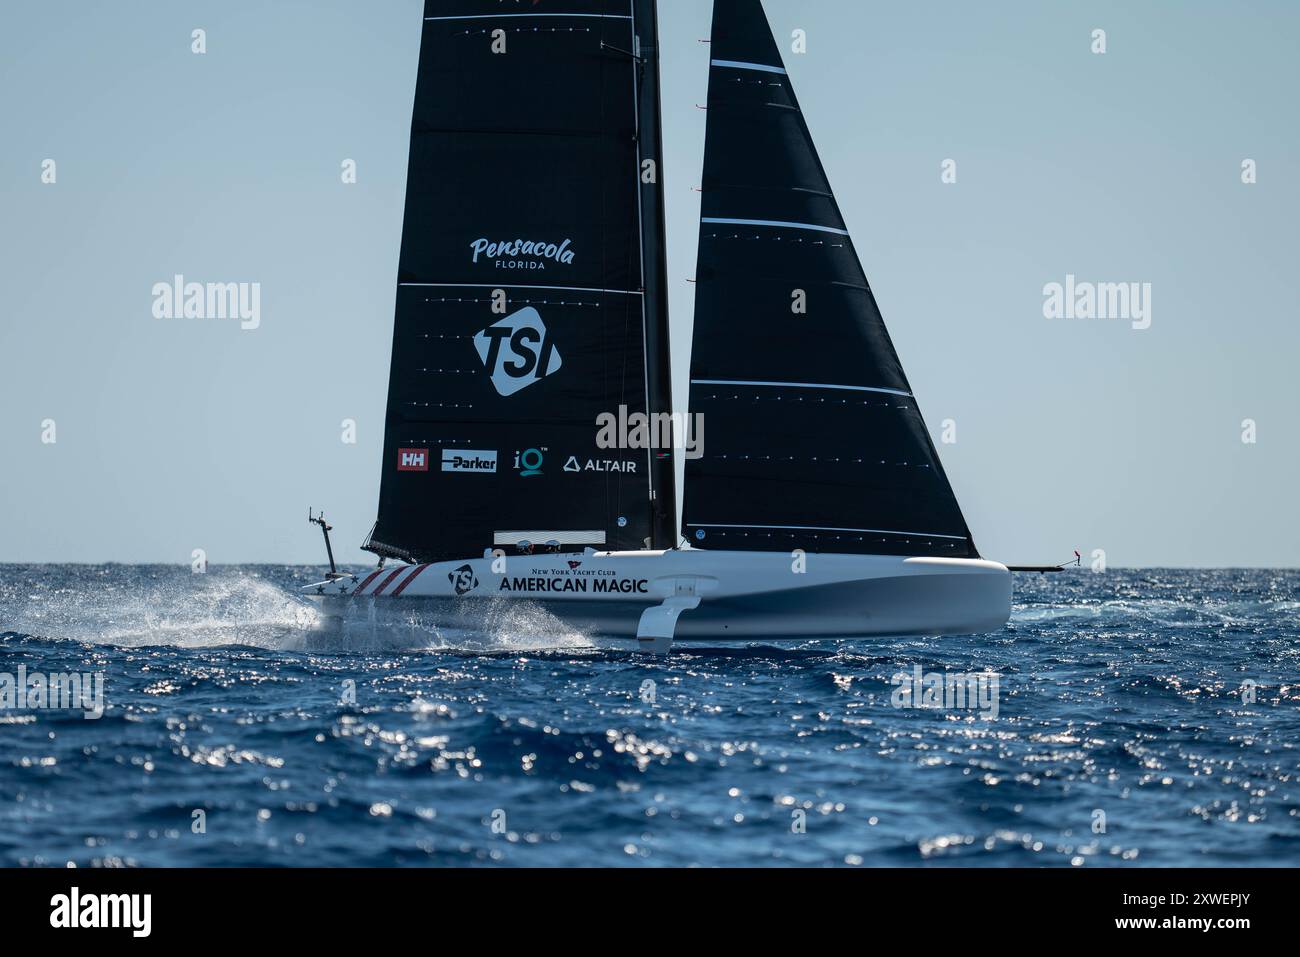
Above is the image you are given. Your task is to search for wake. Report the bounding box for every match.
[0,567,599,655]
[1,568,317,650]
[306,594,599,655]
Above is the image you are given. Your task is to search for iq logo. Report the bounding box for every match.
[397,448,429,472]
[515,448,545,477]
[474,307,563,397]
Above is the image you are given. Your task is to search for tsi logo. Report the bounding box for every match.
[442,449,497,474]
[397,448,429,472]
[474,307,562,397]
[448,564,479,596]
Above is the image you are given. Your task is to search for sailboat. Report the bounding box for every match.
[303,0,1012,652]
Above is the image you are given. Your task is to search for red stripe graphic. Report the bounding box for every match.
[353,569,385,596]
[370,567,408,597]
[391,564,430,597]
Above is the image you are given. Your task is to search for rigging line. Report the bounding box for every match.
[595,10,631,531]
[600,40,640,60]
[629,16,655,530]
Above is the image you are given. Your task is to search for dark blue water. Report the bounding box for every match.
[1,565,1296,867]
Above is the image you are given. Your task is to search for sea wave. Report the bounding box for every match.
[1,565,1297,866]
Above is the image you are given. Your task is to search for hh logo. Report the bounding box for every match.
[474,307,562,397]
[397,448,429,472]
[448,564,479,596]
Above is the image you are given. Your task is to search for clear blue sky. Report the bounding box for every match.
[2,1,1297,566]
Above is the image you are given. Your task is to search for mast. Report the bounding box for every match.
[366,0,675,564]
[681,0,978,559]
[633,0,679,550]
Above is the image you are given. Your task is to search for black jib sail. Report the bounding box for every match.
[681,0,978,559]
[367,0,676,564]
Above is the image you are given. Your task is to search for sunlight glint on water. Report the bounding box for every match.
[0,565,1296,867]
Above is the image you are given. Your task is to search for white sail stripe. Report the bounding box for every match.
[689,524,969,541]
[711,58,787,75]
[425,14,633,22]
[701,217,850,236]
[400,283,643,296]
[692,379,913,398]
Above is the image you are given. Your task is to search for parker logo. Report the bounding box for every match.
[442,449,497,474]
[474,307,562,397]
[397,448,429,472]
[449,564,479,596]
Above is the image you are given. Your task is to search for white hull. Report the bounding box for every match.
[303,549,1010,650]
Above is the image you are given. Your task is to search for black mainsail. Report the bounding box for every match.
[682,0,978,559]
[367,0,676,564]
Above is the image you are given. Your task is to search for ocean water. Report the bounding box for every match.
[0,564,1296,867]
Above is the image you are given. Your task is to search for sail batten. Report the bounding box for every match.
[682,0,978,559]
[710,58,787,74]
[691,380,914,398]
[368,0,675,564]
[701,217,850,235]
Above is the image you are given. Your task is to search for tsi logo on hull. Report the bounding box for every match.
[448,564,479,596]
[442,449,497,474]
[474,307,562,397]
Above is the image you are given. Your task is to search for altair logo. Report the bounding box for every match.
[470,237,575,270]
